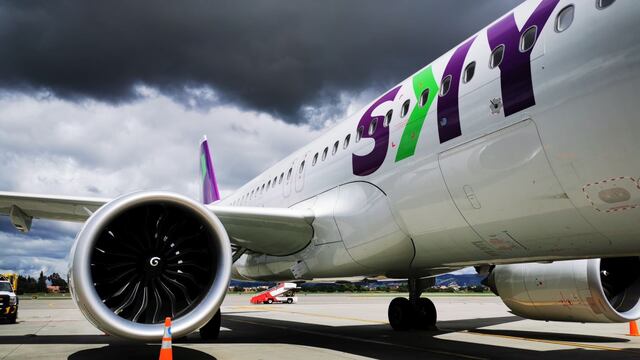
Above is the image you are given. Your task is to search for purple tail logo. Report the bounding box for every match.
[200,136,220,204]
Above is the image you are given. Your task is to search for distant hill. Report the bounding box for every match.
[435,274,485,287]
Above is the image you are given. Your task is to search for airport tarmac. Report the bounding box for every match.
[1,293,640,359]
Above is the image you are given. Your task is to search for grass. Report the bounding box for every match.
[18,293,71,300]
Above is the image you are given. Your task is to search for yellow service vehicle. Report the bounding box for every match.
[0,274,18,324]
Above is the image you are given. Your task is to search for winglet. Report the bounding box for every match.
[199,136,221,204]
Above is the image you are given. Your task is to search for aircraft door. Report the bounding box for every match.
[282,160,294,198]
[295,152,309,193]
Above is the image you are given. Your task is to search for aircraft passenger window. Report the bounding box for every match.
[556,5,575,32]
[368,118,377,135]
[287,168,292,180]
[261,184,265,193]
[463,62,476,83]
[279,173,284,183]
[597,0,615,9]
[401,99,410,117]
[322,147,328,161]
[267,180,271,188]
[489,44,505,69]
[383,110,393,127]
[273,177,277,187]
[343,134,351,149]
[251,190,254,198]
[440,75,452,97]
[520,26,537,52]
[419,89,429,107]
[356,126,364,142]
[299,160,305,174]
[332,140,339,155]
[312,152,319,166]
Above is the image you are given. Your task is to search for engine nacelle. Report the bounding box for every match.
[68,191,231,341]
[486,258,640,323]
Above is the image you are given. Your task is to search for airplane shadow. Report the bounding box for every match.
[68,345,216,360]
[0,313,637,359]
[208,313,638,360]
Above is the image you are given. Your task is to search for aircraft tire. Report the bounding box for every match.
[414,298,437,330]
[388,297,414,331]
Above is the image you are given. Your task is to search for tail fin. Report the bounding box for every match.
[199,136,220,204]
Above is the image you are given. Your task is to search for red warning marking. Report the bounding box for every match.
[582,176,639,213]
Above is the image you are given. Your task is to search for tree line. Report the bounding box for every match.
[11,272,69,294]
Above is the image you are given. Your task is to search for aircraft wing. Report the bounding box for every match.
[0,191,109,222]
[0,191,314,256]
[207,205,314,256]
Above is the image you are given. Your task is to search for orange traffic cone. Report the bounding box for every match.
[159,317,173,360]
[629,321,640,336]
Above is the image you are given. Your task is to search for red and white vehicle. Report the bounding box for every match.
[250,282,299,304]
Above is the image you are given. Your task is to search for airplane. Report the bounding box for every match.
[1,0,639,341]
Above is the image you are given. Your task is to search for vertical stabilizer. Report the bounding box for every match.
[199,136,221,204]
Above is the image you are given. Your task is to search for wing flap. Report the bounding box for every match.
[0,191,108,222]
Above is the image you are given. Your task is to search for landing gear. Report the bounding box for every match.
[199,309,221,340]
[388,278,437,331]
[414,298,437,330]
[388,297,414,330]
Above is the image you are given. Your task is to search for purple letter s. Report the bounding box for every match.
[352,86,401,176]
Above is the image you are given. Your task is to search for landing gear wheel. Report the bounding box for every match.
[414,298,437,330]
[286,298,293,304]
[199,309,221,340]
[266,299,273,304]
[388,297,415,331]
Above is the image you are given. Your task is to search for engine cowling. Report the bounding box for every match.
[68,191,231,341]
[486,257,640,323]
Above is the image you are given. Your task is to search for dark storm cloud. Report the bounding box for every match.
[0,0,523,123]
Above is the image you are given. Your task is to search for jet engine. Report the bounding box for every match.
[485,258,640,323]
[68,192,231,341]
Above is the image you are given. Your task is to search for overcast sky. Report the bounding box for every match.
[0,0,523,276]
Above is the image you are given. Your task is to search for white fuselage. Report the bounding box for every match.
[223,0,640,281]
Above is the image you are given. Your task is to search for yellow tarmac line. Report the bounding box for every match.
[227,317,487,360]
[229,305,388,325]
[462,329,640,353]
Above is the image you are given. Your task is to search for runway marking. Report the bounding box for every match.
[461,329,640,354]
[229,306,388,325]
[227,317,487,360]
